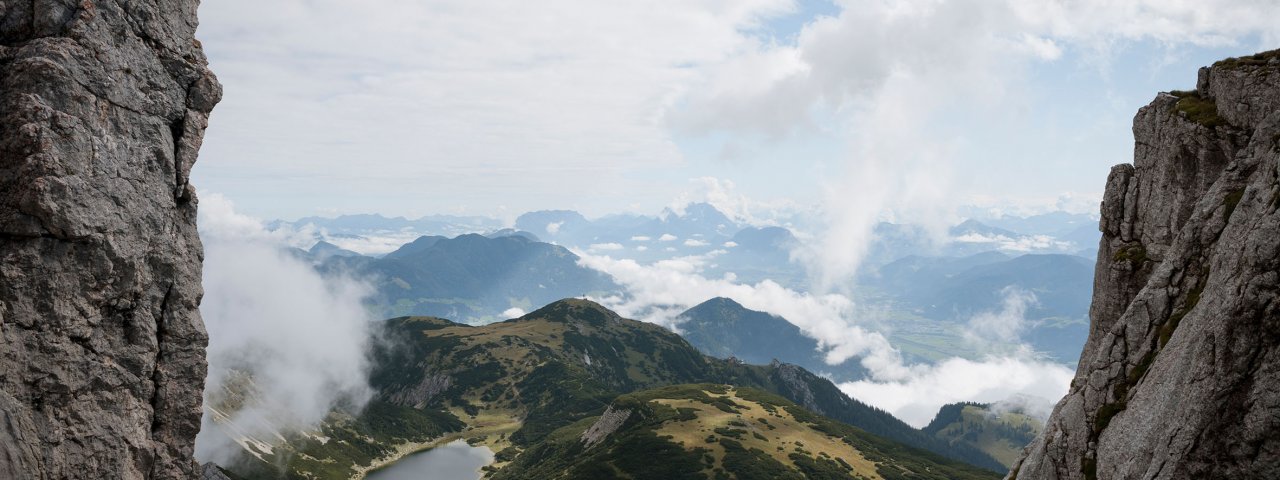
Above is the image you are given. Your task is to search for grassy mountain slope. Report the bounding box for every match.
[922,403,1041,468]
[218,299,1004,478]
[492,384,998,480]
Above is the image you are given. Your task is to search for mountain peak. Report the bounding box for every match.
[692,296,745,310]
[523,298,623,325]
[383,234,447,259]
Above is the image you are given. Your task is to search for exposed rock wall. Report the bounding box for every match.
[0,1,219,479]
[1010,51,1280,479]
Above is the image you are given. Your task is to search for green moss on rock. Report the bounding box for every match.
[1112,244,1148,268]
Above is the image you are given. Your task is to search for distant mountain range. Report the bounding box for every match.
[273,203,1098,266]
[306,234,619,321]
[280,204,1098,360]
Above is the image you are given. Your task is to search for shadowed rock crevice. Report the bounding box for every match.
[0,1,219,479]
[1010,50,1280,480]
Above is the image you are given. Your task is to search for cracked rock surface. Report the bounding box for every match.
[1010,51,1280,480]
[0,1,219,479]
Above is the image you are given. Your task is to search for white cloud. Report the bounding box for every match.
[839,285,1070,427]
[314,231,424,256]
[502,307,527,318]
[631,235,652,241]
[589,242,625,251]
[683,239,710,247]
[546,221,564,235]
[962,191,1103,218]
[1019,34,1062,60]
[636,245,649,252]
[965,287,1038,346]
[658,233,679,242]
[723,241,738,247]
[951,232,1075,252]
[668,177,802,226]
[988,392,1058,423]
[194,194,374,465]
[838,355,1074,428]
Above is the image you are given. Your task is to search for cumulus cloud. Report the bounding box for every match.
[838,355,1074,428]
[194,194,375,465]
[589,242,625,251]
[683,239,710,247]
[658,234,679,242]
[631,235,652,241]
[723,241,738,247]
[546,221,564,235]
[502,307,527,318]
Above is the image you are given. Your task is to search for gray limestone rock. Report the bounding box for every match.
[1010,50,1280,480]
[0,1,219,479]
[579,405,632,449]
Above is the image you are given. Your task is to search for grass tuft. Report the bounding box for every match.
[1212,49,1280,69]
[1174,93,1228,128]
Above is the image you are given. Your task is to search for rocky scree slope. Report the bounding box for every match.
[0,1,219,479]
[1009,50,1280,479]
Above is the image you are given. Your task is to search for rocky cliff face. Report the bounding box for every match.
[1010,51,1280,479]
[0,1,219,479]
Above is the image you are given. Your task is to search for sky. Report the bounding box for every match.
[193,1,1280,222]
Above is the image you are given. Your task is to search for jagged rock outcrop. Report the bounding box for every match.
[579,405,632,449]
[1010,51,1280,479]
[387,372,452,409]
[0,1,219,479]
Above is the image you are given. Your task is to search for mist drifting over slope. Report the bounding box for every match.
[194,194,376,464]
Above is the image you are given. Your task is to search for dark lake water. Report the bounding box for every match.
[365,440,493,480]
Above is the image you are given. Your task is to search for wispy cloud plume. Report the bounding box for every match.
[194,194,375,465]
